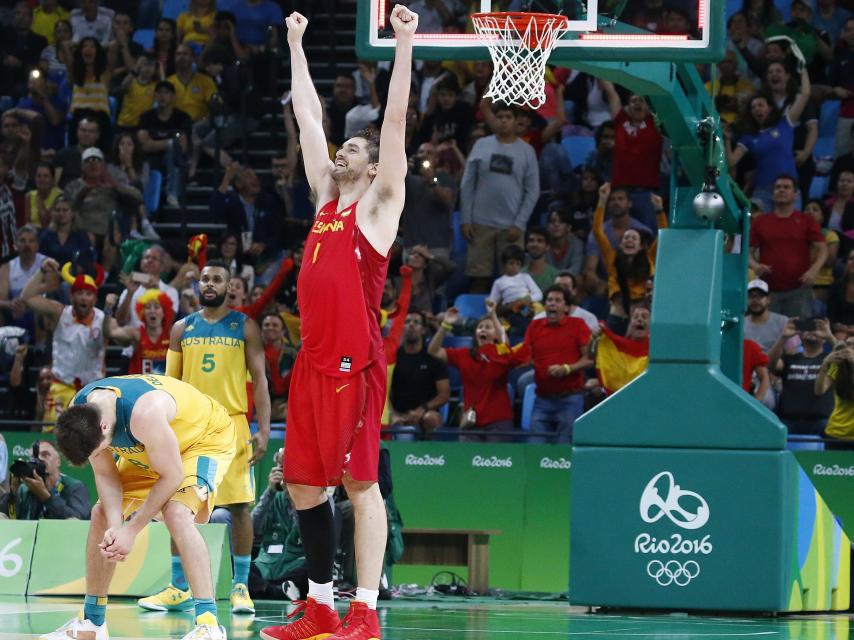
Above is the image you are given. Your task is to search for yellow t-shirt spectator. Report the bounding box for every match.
[118,78,157,128]
[167,72,217,122]
[177,10,216,47]
[26,187,63,227]
[824,363,854,440]
[32,5,70,45]
[704,77,755,125]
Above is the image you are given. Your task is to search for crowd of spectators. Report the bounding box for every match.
[1,0,854,447]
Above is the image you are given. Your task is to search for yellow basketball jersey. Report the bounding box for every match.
[72,374,233,475]
[179,310,249,415]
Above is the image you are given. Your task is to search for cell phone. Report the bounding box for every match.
[280,91,292,106]
[131,271,149,285]
[795,319,816,332]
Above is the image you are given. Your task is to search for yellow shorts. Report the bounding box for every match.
[213,413,255,506]
[116,408,237,523]
[43,381,79,431]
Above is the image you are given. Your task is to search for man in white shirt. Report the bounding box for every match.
[70,0,114,45]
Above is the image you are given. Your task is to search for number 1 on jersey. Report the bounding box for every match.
[313,242,321,263]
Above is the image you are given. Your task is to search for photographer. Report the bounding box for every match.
[248,448,307,601]
[0,440,91,520]
[402,142,457,259]
[816,336,854,448]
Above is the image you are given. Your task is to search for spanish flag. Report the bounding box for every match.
[596,324,649,394]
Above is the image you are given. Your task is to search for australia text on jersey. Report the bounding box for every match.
[181,336,244,347]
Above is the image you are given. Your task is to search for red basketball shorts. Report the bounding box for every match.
[284,351,386,486]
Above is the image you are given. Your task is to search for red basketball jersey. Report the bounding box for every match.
[298,199,390,378]
[128,328,170,375]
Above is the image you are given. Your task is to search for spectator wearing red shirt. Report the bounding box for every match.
[742,338,771,402]
[428,300,527,442]
[749,174,827,318]
[260,311,298,422]
[601,81,663,230]
[522,285,593,443]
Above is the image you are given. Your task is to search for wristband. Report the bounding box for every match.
[563,364,572,375]
[441,322,453,332]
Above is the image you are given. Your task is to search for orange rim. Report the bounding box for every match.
[471,12,570,49]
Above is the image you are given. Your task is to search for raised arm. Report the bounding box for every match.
[20,258,63,321]
[286,12,335,205]
[360,5,418,255]
[244,318,271,464]
[786,68,811,126]
[600,80,622,119]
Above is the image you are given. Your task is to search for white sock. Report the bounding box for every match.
[355,587,379,610]
[308,579,335,610]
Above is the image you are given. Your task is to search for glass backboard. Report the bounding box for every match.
[356,0,725,63]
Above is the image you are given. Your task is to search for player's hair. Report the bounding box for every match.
[55,404,104,466]
[544,285,570,306]
[501,244,525,265]
[353,127,380,164]
[203,259,232,279]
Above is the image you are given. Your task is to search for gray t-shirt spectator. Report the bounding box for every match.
[744,312,788,353]
[460,135,539,230]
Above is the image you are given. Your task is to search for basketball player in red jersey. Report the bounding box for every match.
[260,6,417,640]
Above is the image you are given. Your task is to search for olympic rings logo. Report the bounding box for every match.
[646,560,700,587]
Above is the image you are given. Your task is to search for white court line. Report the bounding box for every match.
[383,627,781,636]
[0,604,138,616]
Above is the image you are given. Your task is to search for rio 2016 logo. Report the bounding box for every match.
[636,471,711,588]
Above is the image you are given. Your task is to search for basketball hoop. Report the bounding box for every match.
[472,12,571,110]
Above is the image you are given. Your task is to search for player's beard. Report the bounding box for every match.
[200,291,227,308]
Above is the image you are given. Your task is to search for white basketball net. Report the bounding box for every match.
[472,13,570,110]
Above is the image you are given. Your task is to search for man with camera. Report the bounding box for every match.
[402,142,456,260]
[0,440,90,520]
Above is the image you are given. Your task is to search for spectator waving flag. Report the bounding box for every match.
[596,324,649,394]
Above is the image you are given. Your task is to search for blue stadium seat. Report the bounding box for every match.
[144,170,163,216]
[161,0,189,19]
[507,382,515,405]
[813,136,835,160]
[453,294,487,319]
[560,135,595,168]
[786,435,825,451]
[725,0,742,18]
[451,210,467,257]
[108,96,118,125]
[132,29,155,49]
[819,100,841,139]
[520,383,537,431]
[809,175,829,200]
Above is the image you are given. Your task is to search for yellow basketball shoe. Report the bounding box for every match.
[230,583,255,614]
[138,584,195,612]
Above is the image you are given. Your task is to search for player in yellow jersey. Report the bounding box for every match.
[41,374,235,640]
[136,259,270,615]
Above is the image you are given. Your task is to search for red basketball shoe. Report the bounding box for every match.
[260,598,341,640]
[328,601,381,640]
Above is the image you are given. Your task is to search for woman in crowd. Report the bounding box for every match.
[593,182,666,335]
[826,170,854,236]
[25,163,63,228]
[217,231,256,289]
[108,132,158,239]
[427,300,526,442]
[804,199,840,305]
[67,37,112,148]
[149,18,178,78]
[762,61,818,199]
[39,19,73,85]
[726,67,810,210]
[815,337,854,448]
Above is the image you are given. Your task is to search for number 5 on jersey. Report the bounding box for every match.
[201,353,216,372]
